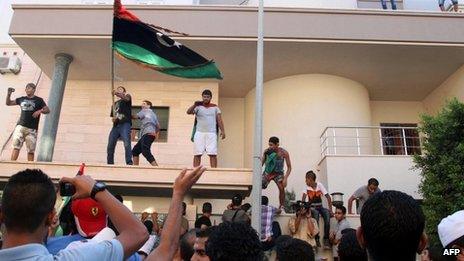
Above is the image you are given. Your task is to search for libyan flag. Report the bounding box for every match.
[112,0,222,79]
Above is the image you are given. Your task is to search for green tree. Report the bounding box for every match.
[414,98,464,247]
[284,189,296,213]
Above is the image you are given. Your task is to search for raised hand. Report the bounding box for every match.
[173,166,207,197]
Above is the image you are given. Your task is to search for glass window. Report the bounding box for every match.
[380,123,421,155]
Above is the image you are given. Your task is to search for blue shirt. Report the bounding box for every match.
[0,239,124,261]
[46,235,142,261]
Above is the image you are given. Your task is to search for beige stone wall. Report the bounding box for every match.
[51,80,218,166]
[423,65,464,114]
[0,46,52,161]
[217,97,245,168]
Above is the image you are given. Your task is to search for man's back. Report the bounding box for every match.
[222,209,249,223]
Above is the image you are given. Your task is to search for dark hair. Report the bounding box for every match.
[261,196,269,206]
[1,169,56,233]
[305,171,316,181]
[182,202,187,215]
[202,89,212,97]
[143,220,154,234]
[241,203,251,212]
[143,100,153,107]
[202,202,212,214]
[368,178,379,186]
[26,83,36,89]
[114,194,124,203]
[232,194,243,206]
[117,86,126,92]
[360,190,425,261]
[180,228,198,261]
[338,230,368,261]
[196,225,215,238]
[206,222,263,261]
[268,136,279,144]
[336,205,347,215]
[275,236,315,261]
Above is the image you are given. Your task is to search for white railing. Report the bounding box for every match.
[320,126,422,157]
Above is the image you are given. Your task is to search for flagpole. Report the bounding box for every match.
[251,0,264,235]
[110,38,116,117]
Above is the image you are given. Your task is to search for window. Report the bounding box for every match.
[380,123,421,155]
[131,106,169,142]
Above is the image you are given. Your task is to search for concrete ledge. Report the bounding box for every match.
[0,161,253,198]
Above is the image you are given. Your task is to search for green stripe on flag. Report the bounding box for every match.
[114,41,222,79]
[164,62,222,79]
[114,41,183,69]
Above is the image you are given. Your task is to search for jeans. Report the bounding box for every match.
[132,134,156,164]
[381,0,397,9]
[311,207,331,240]
[107,122,133,165]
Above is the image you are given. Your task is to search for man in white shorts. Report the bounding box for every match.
[187,89,225,168]
[6,83,50,161]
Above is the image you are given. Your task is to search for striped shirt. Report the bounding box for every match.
[261,205,278,240]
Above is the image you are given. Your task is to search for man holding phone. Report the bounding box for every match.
[5,83,50,161]
[0,169,148,259]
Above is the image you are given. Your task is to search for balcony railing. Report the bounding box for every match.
[320,126,422,157]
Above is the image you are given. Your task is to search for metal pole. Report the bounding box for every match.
[111,47,116,116]
[251,0,264,235]
[333,128,337,155]
[379,128,384,155]
[402,128,408,155]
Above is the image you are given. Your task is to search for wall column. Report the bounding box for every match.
[37,53,73,162]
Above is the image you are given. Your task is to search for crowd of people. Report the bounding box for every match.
[1,167,463,261]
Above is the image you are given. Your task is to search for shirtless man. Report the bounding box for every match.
[261,136,292,209]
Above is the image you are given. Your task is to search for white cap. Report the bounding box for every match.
[65,227,116,251]
[438,210,464,247]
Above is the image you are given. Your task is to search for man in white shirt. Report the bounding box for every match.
[187,89,225,168]
[302,170,334,249]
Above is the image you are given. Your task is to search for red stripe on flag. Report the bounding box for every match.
[114,0,140,22]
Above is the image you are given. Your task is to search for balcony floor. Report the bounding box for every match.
[0,161,253,199]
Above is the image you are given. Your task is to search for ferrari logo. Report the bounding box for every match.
[91,207,99,216]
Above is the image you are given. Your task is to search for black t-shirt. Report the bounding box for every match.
[15,96,46,130]
[111,97,132,127]
[195,215,212,229]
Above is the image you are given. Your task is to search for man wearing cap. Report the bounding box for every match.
[0,169,148,260]
[438,210,464,260]
[47,198,152,260]
[6,83,50,161]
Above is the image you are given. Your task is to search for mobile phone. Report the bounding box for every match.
[59,163,85,196]
[60,182,76,196]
